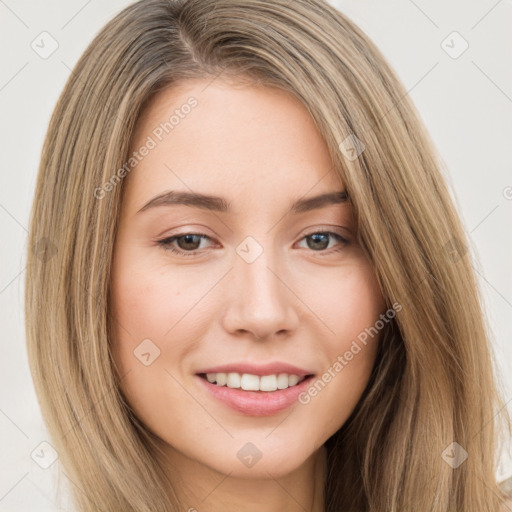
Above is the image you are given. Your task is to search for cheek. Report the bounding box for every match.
[298,258,386,347]
[108,246,233,429]
[295,261,386,434]
[110,249,221,351]
[108,271,193,441]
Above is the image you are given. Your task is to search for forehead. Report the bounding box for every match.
[123,78,342,213]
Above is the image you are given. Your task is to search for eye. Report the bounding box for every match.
[156,233,215,256]
[296,231,349,255]
[156,229,350,257]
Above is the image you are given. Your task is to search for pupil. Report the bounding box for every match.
[308,233,328,250]
[179,234,200,250]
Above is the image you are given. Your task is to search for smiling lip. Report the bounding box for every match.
[196,374,314,416]
[195,362,312,377]
[194,361,315,416]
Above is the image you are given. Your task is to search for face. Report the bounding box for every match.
[110,77,387,481]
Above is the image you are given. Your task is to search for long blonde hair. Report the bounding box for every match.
[25,0,510,510]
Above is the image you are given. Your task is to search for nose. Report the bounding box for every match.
[221,247,300,341]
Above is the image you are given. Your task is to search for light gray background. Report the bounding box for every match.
[1,0,511,510]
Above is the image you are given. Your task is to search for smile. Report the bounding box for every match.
[196,372,316,416]
[199,372,306,391]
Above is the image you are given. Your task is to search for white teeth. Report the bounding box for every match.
[240,373,260,391]
[276,373,289,389]
[288,374,300,386]
[226,372,241,388]
[260,374,277,392]
[203,372,305,391]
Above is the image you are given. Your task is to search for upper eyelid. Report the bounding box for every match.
[159,226,350,240]
[301,226,350,238]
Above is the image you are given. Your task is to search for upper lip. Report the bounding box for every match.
[195,362,314,378]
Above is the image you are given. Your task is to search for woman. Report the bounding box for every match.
[24,0,511,510]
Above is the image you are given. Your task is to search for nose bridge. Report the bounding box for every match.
[240,245,282,303]
[221,236,299,339]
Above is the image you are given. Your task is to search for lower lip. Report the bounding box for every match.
[196,374,315,416]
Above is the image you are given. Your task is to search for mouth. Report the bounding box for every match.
[195,371,316,416]
[196,372,313,392]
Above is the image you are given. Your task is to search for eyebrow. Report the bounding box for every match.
[137,189,349,215]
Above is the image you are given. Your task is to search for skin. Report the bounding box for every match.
[110,77,387,512]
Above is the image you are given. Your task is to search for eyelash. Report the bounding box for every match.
[156,230,350,258]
